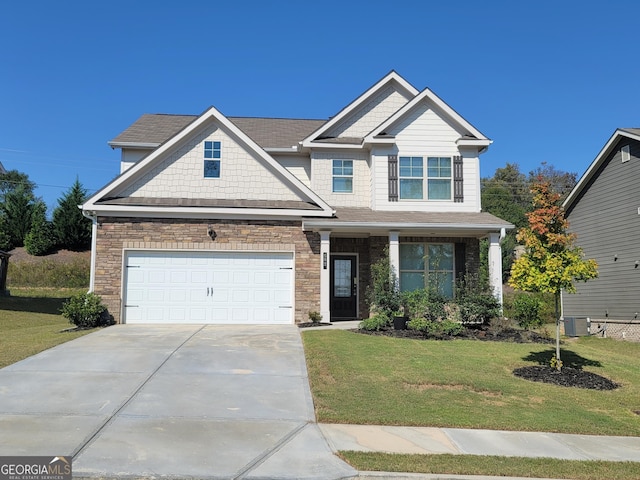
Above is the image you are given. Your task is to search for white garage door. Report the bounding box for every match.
[123,250,294,324]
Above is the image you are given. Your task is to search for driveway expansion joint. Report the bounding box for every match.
[71,325,206,459]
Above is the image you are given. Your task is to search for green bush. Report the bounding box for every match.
[407,317,463,336]
[512,293,544,330]
[359,313,391,331]
[61,292,109,328]
[366,249,401,316]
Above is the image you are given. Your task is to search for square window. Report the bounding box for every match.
[332,159,353,193]
[399,157,423,199]
[204,160,220,178]
[399,242,454,297]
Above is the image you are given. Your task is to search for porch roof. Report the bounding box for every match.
[303,207,513,237]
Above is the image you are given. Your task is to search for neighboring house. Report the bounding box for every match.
[83,71,512,325]
[562,128,640,341]
[0,161,6,174]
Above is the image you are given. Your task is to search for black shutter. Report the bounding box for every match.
[453,155,464,203]
[388,155,398,202]
[455,242,466,281]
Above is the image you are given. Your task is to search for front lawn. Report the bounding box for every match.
[302,329,640,436]
[340,452,640,480]
[0,288,95,368]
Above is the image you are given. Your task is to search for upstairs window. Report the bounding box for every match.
[427,157,452,200]
[399,156,423,199]
[399,156,452,200]
[204,141,221,178]
[622,144,631,163]
[332,159,353,193]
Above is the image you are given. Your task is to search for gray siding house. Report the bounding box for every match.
[562,128,640,341]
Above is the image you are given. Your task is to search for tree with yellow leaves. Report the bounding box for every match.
[509,178,597,370]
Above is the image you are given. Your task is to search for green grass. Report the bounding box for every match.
[7,256,90,287]
[340,452,640,480]
[302,330,640,436]
[0,288,95,368]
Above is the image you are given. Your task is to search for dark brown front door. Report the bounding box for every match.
[330,255,357,320]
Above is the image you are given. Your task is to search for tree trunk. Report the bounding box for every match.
[555,292,561,371]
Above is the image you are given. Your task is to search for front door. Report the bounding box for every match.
[330,255,357,320]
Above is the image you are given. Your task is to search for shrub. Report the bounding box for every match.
[359,313,391,331]
[8,256,90,288]
[308,311,322,323]
[455,275,501,325]
[407,317,463,336]
[512,293,544,330]
[366,249,401,316]
[61,292,109,328]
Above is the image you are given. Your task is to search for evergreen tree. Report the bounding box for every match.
[0,184,36,248]
[0,169,35,202]
[24,200,55,256]
[52,178,91,250]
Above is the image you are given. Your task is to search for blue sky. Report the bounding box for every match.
[2,0,639,212]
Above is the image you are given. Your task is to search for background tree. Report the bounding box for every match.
[0,169,35,202]
[0,184,36,249]
[52,178,91,250]
[24,200,55,256]
[508,178,597,369]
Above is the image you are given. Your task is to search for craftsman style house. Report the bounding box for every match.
[82,71,512,324]
[562,128,640,340]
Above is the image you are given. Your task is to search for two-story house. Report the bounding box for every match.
[82,71,512,324]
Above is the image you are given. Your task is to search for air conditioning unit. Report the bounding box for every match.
[564,317,591,337]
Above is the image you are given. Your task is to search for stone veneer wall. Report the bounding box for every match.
[94,217,320,324]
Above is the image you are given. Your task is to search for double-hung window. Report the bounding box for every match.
[427,157,452,200]
[204,141,221,178]
[398,156,452,200]
[399,156,423,199]
[399,243,455,297]
[332,159,353,193]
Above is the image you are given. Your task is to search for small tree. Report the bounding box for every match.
[53,178,91,250]
[509,179,597,369]
[366,248,401,317]
[24,200,55,256]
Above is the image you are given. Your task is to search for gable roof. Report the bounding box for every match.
[364,87,491,150]
[109,114,326,151]
[300,71,419,147]
[564,128,640,212]
[86,106,335,218]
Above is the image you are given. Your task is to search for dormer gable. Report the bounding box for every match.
[300,71,418,148]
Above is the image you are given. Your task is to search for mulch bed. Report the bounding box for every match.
[298,322,333,328]
[354,325,555,344]
[513,365,619,390]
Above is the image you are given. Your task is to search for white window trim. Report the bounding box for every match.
[622,144,631,163]
[398,156,453,201]
[204,141,221,179]
[332,159,354,194]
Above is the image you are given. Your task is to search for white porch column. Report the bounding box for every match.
[388,231,400,281]
[320,231,331,323]
[488,231,504,306]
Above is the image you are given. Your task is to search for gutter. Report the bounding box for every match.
[81,208,97,292]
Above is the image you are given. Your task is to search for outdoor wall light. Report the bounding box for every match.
[614,255,618,261]
[207,225,217,241]
[635,261,639,268]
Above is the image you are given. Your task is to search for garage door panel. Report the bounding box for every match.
[124,250,294,324]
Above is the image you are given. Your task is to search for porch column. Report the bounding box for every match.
[488,231,504,306]
[320,231,331,323]
[388,231,400,281]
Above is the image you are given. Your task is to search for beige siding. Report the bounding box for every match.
[274,154,311,187]
[324,85,411,139]
[369,102,481,212]
[114,124,304,202]
[311,151,370,208]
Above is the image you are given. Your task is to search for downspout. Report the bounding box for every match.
[81,208,98,293]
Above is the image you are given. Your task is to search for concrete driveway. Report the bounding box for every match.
[0,325,356,479]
